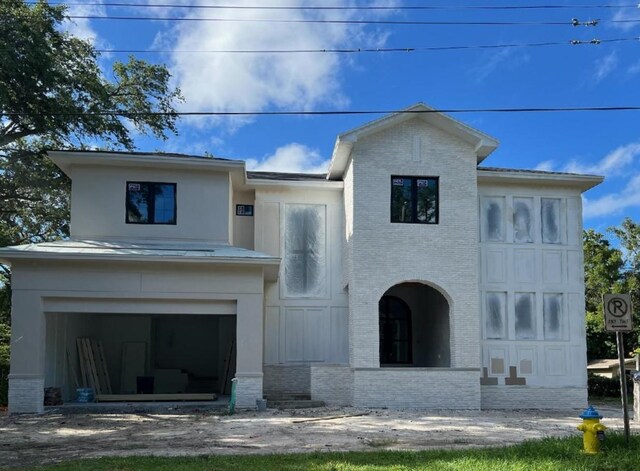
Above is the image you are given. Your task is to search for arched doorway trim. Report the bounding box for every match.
[378,281,451,368]
[373,278,454,310]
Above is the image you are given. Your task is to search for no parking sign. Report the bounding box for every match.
[603,293,633,332]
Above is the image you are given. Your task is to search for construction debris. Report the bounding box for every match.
[291,412,370,423]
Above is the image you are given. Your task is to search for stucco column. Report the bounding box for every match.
[8,291,45,414]
[234,293,264,408]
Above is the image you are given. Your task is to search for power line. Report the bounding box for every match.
[92,38,634,55]
[7,106,640,118]
[66,15,624,26]
[28,1,640,11]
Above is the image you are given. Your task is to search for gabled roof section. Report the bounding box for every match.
[47,150,245,177]
[327,103,500,180]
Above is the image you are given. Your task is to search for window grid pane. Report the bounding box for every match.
[126,182,176,225]
[390,176,438,224]
[154,185,176,224]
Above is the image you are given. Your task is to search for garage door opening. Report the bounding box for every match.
[44,313,236,403]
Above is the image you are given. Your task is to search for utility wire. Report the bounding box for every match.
[65,15,623,26]
[26,1,640,11]
[92,38,634,55]
[7,107,640,118]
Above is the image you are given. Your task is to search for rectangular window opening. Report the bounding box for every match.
[515,292,536,340]
[543,293,563,340]
[126,182,176,225]
[541,198,562,244]
[513,197,534,243]
[485,292,507,339]
[481,196,506,242]
[284,204,327,298]
[390,176,439,224]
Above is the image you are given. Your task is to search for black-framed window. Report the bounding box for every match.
[390,176,439,224]
[126,182,176,224]
[379,295,412,365]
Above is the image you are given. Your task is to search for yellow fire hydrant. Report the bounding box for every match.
[577,405,606,454]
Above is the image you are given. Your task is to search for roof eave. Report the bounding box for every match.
[47,150,246,176]
[248,179,344,189]
[478,170,604,192]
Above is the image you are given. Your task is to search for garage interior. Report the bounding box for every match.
[44,313,236,402]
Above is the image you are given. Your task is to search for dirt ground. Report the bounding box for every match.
[0,403,637,469]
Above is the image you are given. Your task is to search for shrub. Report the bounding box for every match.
[588,372,633,398]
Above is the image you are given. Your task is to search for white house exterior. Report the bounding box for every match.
[0,104,603,414]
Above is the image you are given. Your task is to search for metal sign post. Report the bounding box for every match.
[603,293,633,445]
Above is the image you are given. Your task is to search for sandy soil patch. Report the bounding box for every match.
[0,403,636,468]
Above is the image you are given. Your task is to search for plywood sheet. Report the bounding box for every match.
[120,342,147,394]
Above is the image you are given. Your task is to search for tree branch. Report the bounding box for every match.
[0,128,38,148]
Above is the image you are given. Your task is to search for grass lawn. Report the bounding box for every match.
[26,433,640,471]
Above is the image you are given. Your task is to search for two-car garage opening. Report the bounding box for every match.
[44,312,236,403]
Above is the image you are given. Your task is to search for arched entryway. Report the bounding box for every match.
[379,282,450,367]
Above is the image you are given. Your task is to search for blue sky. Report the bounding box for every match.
[62,0,640,233]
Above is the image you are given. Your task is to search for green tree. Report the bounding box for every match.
[0,0,183,405]
[583,229,625,359]
[583,223,640,360]
[609,218,640,355]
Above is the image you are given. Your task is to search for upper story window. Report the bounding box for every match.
[126,182,176,225]
[283,204,326,298]
[390,176,439,224]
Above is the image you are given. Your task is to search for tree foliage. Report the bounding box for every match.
[584,221,640,360]
[0,0,183,405]
[1,0,182,150]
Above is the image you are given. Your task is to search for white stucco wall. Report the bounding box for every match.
[254,186,349,395]
[70,165,231,244]
[477,182,588,407]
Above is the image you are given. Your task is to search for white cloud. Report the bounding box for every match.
[610,6,640,32]
[473,47,530,82]
[534,160,555,172]
[593,51,618,83]
[535,142,640,219]
[152,0,398,129]
[628,60,640,75]
[61,2,106,44]
[562,142,640,177]
[584,174,640,218]
[246,143,330,173]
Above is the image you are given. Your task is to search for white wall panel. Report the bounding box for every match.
[513,249,536,284]
[330,307,349,363]
[284,308,305,362]
[567,251,582,287]
[264,307,280,364]
[545,347,566,376]
[542,251,563,285]
[304,308,327,361]
[485,248,506,283]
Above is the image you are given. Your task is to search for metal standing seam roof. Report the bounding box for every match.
[477,166,601,178]
[0,239,279,262]
[47,149,239,163]
[246,171,328,181]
